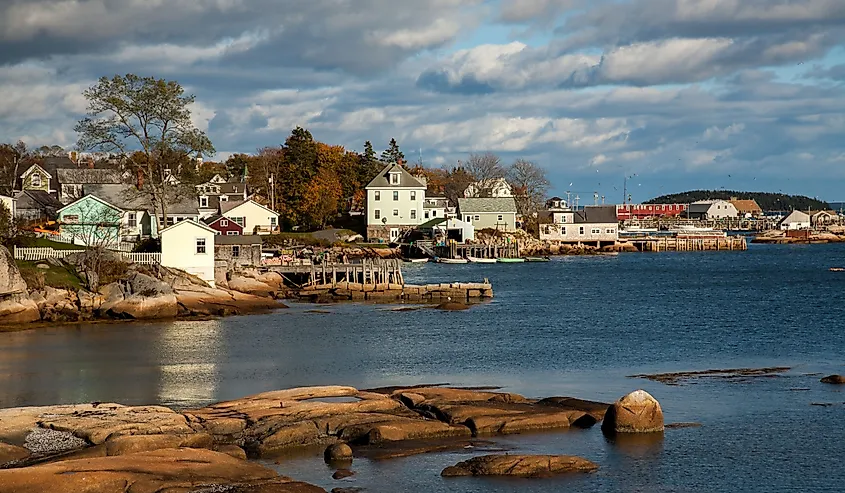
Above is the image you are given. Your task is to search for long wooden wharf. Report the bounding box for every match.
[264,258,404,287]
[625,235,747,252]
[434,243,519,259]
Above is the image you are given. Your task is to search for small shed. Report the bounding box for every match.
[214,234,263,268]
[779,210,811,231]
[160,220,217,287]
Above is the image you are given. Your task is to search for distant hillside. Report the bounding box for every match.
[645,190,829,211]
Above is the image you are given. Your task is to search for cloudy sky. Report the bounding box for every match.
[2,0,845,202]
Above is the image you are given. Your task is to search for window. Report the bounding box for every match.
[390,173,400,185]
[375,191,380,201]
[393,209,399,217]
[64,214,79,223]
[30,173,41,187]
[221,219,229,227]
[232,245,240,257]
[270,217,277,227]
[393,191,399,201]
[497,215,503,221]
[220,195,228,202]
[561,226,567,234]
[606,228,615,234]
[233,217,244,227]
[200,196,208,208]
[227,231,239,235]
[196,237,206,254]
[432,210,437,217]
[167,217,175,226]
[374,209,381,220]
[410,209,416,220]
[465,215,471,222]
[579,226,585,235]
[127,212,137,228]
[410,191,416,201]
[424,211,430,219]
[592,228,600,234]
[474,215,480,221]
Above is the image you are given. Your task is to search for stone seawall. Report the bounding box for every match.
[294,281,493,303]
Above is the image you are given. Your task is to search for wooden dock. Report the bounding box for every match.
[625,236,747,252]
[264,258,404,287]
[434,243,519,259]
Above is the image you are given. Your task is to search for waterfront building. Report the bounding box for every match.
[616,203,688,220]
[729,198,763,218]
[779,210,811,230]
[539,205,619,247]
[203,214,244,236]
[220,200,280,235]
[686,200,739,220]
[422,196,453,220]
[457,197,518,232]
[160,219,216,287]
[365,162,427,242]
[214,234,263,268]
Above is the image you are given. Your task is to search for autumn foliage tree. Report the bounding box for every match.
[302,168,342,229]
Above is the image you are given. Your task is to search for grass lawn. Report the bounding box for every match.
[28,238,84,250]
[16,260,84,291]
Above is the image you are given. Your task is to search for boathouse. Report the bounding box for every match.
[539,205,619,247]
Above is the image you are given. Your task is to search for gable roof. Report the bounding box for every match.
[457,197,517,214]
[418,217,447,229]
[82,184,149,210]
[57,193,125,215]
[20,163,52,179]
[215,234,262,245]
[365,163,426,189]
[729,199,762,213]
[15,190,63,210]
[780,210,811,223]
[159,218,217,236]
[687,202,715,213]
[221,199,278,216]
[57,168,122,185]
[571,205,618,224]
[203,214,243,229]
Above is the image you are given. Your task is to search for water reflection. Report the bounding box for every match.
[154,320,225,407]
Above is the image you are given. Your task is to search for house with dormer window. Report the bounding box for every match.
[365,162,426,242]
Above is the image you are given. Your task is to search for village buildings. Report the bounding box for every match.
[729,198,763,218]
[214,235,263,268]
[616,203,688,220]
[220,200,280,235]
[456,197,518,232]
[539,205,619,247]
[779,210,811,230]
[365,163,427,242]
[160,220,217,287]
[686,200,739,220]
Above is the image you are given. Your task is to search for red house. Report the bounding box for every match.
[616,203,688,220]
[203,214,243,235]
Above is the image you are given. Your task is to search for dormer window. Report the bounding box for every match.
[31,173,41,187]
[389,172,400,185]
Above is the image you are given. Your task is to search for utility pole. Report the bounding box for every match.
[270,173,275,212]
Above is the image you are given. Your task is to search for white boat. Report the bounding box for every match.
[670,225,728,238]
[496,257,525,263]
[403,258,429,263]
[436,257,468,264]
[466,256,497,264]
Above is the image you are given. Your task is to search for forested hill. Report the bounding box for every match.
[645,190,829,211]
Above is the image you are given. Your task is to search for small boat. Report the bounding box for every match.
[830,267,845,272]
[466,256,497,264]
[403,258,429,263]
[496,257,525,263]
[523,256,550,262]
[436,257,468,264]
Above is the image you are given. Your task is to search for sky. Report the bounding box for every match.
[1,0,845,202]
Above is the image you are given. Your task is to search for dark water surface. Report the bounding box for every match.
[1,244,844,491]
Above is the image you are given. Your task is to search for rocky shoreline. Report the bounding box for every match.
[0,385,666,492]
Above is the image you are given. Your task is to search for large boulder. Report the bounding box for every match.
[227,275,276,297]
[441,454,598,477]
[601,390,664,434]
[0,245,28,295]
[32,287,82,322]
[0,295,40,323]
[98,272,178,319]
[0,448,326,493]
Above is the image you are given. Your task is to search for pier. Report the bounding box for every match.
[262,258,493,302]
[624,236,747,252]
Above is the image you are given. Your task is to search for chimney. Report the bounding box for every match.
[87,158,94,169]
[136,169,144,189]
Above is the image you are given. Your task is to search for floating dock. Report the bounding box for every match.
[624,236,747,252]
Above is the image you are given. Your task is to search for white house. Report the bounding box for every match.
[160,220,217,287]
[457,197,518,232]
[433,217,475,242]
[221,200,279,234]
[365,163,426,242]
[423,197,452,221]
[539,205,618,246]
[463,177,513,198]
[686,200,739,220]
[779,210,811,230]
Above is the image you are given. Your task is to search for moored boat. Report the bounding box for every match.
[436,257,468,264]
[523,256,550,262]
[496,257,525,263]
[403,258,429,263]
[466,256,497,264]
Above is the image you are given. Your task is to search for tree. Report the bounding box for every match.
[302,168,342,229]
[442,165,475,206]
[275,127,319,226]
[507,159,550,231]
[380,138,405,165]
[225,153,252,180]
[74,74,215,232]
[0,141,29,195]
[359,140,382,187]
[463,152,506,198]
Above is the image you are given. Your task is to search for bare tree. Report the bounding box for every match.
[0,141,29,196]
[507,159,550,231]
[463,152,506,198]
[75,74,214,233]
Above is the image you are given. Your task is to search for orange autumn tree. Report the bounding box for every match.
[302,167,343,229]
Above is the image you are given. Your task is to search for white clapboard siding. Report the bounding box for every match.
[13,247,161,265]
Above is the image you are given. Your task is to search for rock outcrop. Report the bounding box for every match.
[0,448,325,493]
[0,246,40,323]
[98,272,179,319]
[820,374,845,384]
[441,454,598,477]
[601,390,664,434]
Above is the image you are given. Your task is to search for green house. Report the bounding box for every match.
[57,194,124,248]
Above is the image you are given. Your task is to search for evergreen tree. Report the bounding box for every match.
[359,140,382,186]
[278,126,319,225]
[380,138,405,165]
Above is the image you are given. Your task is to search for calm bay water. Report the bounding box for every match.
[1,243,844,491]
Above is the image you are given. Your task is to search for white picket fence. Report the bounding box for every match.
[13,247,161,265]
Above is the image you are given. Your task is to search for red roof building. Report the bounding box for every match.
[616,203,688,220]
[203,214,244,235]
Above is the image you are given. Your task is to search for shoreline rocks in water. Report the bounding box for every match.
[601,390,664,434]
[820,374,845,384]
[441,454,599,477]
